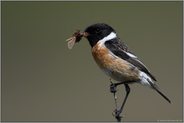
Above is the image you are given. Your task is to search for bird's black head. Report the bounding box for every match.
[84,23,115,47]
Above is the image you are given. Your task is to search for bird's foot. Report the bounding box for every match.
[112,109,123,122]
[110,82,117,93]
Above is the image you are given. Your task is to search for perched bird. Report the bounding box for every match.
[67,23,171,121]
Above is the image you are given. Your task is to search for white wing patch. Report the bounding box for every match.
[139,71,154,87]
[126,52,137,58]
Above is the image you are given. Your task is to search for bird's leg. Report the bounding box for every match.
[110,80,124,93]
[109,80,124,122]
[114,84,130,122]
[110,79,118,114]
[109,80,131,122]
[110,81,117,93]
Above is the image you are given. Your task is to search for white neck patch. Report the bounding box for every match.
[98,32,117,46]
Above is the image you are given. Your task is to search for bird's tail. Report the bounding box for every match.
[148,81,171,103]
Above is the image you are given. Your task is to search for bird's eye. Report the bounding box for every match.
[95,28,101,34]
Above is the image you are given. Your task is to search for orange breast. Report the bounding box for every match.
[91,42,140,82]
[92,44,112,68]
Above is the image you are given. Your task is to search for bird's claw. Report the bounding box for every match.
[110,83,117,93]
[112,109,122,122]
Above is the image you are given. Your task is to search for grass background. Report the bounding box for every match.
[1,1,183,122]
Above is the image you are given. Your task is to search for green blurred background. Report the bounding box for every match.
[1,1,183,122]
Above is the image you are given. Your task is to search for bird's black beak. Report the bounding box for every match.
[82,32,89,38]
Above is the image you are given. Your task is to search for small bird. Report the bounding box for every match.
[67,23,171,121]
